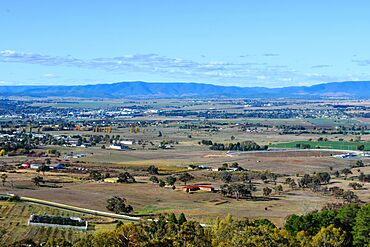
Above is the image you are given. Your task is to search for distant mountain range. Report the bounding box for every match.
[0,81,369,99]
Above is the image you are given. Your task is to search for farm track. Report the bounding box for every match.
[20,196,143,222]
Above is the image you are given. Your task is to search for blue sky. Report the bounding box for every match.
[1,1,370,87]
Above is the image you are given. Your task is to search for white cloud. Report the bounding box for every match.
[42,73,58,78]
[1,49,368,86]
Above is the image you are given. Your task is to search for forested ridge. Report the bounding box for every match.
[12,203,370,247]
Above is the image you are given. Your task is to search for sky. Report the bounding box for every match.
[1,1,370,87]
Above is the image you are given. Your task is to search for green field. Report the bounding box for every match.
[270,140,370,151]
[306,118,370,127]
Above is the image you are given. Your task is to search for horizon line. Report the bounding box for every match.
[1,80,369,89]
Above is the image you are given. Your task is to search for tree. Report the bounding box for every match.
[263,187,272,197]
[358,173,370,183]
[1,173,7,186]
[221,171,232,183]
[275,184,283,194]
[334,170,340,178]
[106,196,133,214]
[168,213,178,224]
[117,172,136,183]
[149,176,159,184]
[311,225,346,247]
[317,172,331,184]
[159,180,166,187]
[357,144,365,151]
[342,191,359,203]
[299,174,312,188]
[45,238,72,247]
[165,175,177,186]
[178,213,187,225]
[341,168,352,178]
[348,182,363,190]
[32,176,44,187]
[89,171,103,181]
[11,239,37,247]
[289,180,297,189]
[354,160,364,168]
[37,164,50,175]
[285,177,293,184]
[221,183,252,200]
[178,173,194,185]
[147,165,159,175]
[352,204,370,246]
[330,186,344,198]
[230,162,239,168]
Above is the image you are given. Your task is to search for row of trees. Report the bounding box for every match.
[23,203,369,247]
[203,140,268,151]
[149,172,194,187]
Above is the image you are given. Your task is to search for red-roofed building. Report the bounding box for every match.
[182,185,215,192]
[20,163,30,169]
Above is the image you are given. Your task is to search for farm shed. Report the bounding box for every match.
[49,164,65,169]
[28,214,88,231]
[20,163,30,169]
[182,185,215,192]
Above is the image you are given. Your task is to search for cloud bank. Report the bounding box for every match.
[1,50,368,86]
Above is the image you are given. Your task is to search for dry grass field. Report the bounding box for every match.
[1,105,369,244]
[1,178,342,227]
[2,158,368,227]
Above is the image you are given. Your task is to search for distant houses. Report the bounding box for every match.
[20,163,65,170]
[108,144,129,150]
[20,163,30,169]
[63,153,87,159]
[120,140,135,145]
[30,164,43,169]
[188,165,210,170]
[49,164,65,170]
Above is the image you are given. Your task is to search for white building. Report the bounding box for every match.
[120,140,135,145]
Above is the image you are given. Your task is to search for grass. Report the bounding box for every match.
[135,205,173,214]
[0,201,86,245]
[306,118,370,127]
[270,140,370,151]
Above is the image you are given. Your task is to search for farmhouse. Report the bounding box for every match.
[109,144,129,150]
[30,164,43,169]
[64,153,87,159]
[182,185,215,192]
[20,163,30,169]
[49,164,65,169]
[104,177,119,183]
[120,140,135,145]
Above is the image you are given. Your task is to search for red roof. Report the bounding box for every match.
[182,185,214,189]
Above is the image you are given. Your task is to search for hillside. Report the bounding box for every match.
[0,81,369,99]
